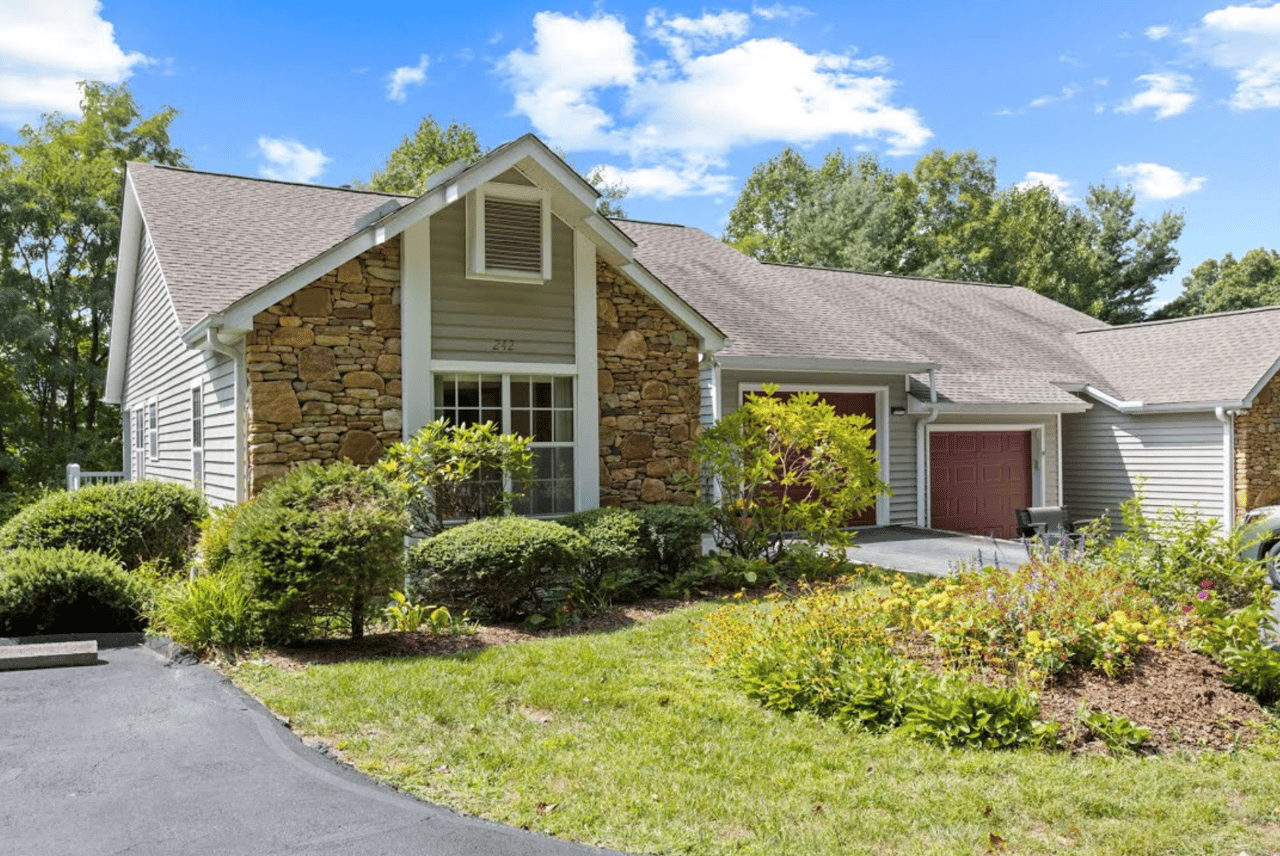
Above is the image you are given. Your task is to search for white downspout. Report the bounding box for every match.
[204,329,247,502]
[1215,407,1236,532]
[915,406,940,527]
[1056,412,1064,506]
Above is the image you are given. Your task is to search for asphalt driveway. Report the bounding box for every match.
[847,525,1032,576]
[0,639,626,856]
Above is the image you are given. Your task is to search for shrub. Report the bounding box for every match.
[557,507,647,604]
[382,419,533,537]
[149,565,261,657]
[0,547,146,635]
[409,516,586,621]
[693,385,885,562]
[230,462,407,643]
[0,480,206,572]
[198,501,251,575]
[635,503,709,582]
[1190,591,1280,705]
[1102,497,1266,612]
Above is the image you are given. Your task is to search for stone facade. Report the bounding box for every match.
[246,239,402,494]
[1235,372,1280,516]
[596,262,701,507]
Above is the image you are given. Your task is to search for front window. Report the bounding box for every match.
[434,373,575,516]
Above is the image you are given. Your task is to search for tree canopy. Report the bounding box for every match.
[365,116,627,217]
[724,147,1184,324]
[1150,248,1280,320]
[0,82,184,488]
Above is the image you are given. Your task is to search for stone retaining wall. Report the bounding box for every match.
[596,262,701,507]
[245,239,402,494]
[1235,371,1280,516]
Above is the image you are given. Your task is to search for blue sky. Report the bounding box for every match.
[2,0,1277,307]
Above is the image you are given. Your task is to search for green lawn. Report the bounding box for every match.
[231,598,1280,856]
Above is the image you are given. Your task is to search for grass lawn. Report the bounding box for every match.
[231,595,1280,856]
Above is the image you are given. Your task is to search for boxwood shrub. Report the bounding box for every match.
[229,462,407,643]
[0,547,146,635]
[635,503,709,583]
[0,481,206,572]
[557,507,647,603]
[409,516,587,621]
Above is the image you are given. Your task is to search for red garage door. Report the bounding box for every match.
[745,389,878,526]
[929,431,1031,539]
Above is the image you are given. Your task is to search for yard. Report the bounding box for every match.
[230,581,1280,856]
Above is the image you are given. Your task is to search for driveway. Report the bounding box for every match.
[847,525,1032,577]
[0,639,626,856]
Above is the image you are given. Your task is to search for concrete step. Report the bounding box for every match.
[0,640,99,671]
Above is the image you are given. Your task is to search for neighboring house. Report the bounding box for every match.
[106,133,1280,538]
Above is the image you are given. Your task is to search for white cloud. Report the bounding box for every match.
[591,161,735,198]
[1196,2,1280,109]
[1116,72,1195,118]
[1145,25,1173,40]
[256,137,331,183]
[751,4,813,23]
[386,54,428,102]
[1015,172,1076,204]
[0,0,148,124]
[1115,162,1206,200]
[501,10,930,198]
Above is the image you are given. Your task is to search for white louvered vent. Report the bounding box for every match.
[484,196,543,274]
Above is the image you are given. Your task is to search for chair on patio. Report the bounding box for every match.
[1015,505,1085,547]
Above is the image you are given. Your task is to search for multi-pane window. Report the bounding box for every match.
[147,401,158,460]
[434,373,575,516]
[191,384,204,487]
[134,408,145,480]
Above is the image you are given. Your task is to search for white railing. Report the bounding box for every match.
[66,464,127,491]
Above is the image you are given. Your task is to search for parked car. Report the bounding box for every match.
[1238,506,1280,588]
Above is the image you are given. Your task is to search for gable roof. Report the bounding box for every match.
[617,219,1106,410]
[1071,307,1280,408]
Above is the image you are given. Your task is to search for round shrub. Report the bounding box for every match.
[557,507,646,602]
[0,480,207,572]
[635,503,710,583]
[0,547,146,635]
[197,500,252,575]
[230,462,407,643]
[409,516,587,621]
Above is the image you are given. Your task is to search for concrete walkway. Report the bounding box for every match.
[0,639,626,856]
[847,525,1032,577]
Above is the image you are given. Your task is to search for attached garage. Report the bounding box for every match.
[929,429,1033,539]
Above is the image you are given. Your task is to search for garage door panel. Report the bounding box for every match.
[930,430,1032,539]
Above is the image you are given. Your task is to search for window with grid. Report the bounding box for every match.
[433,373,575,517]
[147,401,158,460]
[191,384,204,486]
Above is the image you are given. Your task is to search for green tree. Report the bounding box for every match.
[366,116,486,195]
[1150,248,1280,320]
[693,386,885,563]
[0,82,184,486]
[724,146,1184,323]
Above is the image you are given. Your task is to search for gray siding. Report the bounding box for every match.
[429,199,575,363]
[1062,401,1226,529]
[888,411,916,524]
[120,229,238,507]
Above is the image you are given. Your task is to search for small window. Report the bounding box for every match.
[191,385,203,449]
[467,184,551,283]
[147,400,158,461]
[133,408,146,480]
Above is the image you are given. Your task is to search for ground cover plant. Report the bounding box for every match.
[231,592,1280,856]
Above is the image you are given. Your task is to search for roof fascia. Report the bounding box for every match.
[621,259,727,352]
[1078,384,1243,414]
[1243,355,1280,406]
[907,399,1092,415]
[104,173,144,404]
[717,355,938,374]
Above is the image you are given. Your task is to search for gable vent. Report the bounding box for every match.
[484,196,543,274]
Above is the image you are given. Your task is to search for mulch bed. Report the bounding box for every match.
[255,596,1274,755]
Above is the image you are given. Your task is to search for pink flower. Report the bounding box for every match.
[1196,590,1211,601]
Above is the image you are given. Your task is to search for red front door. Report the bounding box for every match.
[929,430,1032,539]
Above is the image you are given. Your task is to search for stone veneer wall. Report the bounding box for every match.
[1235,371,1280,516]
[246,239,402,494]
[597,262,701,507]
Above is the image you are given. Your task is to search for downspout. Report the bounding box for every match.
[203,328,247,503]
[915,405,940,527]
[1215,407,1236,532]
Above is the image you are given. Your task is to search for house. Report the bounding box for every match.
[106,134,1280,538]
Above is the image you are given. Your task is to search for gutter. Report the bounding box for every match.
[915,405,940,527]
[189,319,247,502]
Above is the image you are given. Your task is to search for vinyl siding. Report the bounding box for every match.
[120,229,239,506]
[1062,400,1225,529]
[429,198,575,363]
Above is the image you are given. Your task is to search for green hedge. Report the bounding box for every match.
[557,507,647,603]
[409,516,587,620]
[0,548,146,635]
[0,481,206,572]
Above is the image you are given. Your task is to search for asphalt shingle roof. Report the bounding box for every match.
[128,163,411,330]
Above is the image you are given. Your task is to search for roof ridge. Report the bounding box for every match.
[1076,304,1280,335]
[611,217,689,229]
[761,261,1015,288]
[131,162,413,200]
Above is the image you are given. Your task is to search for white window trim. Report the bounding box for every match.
[147,398,158,462]
[466,183,552,284]
[737,382,891,526]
